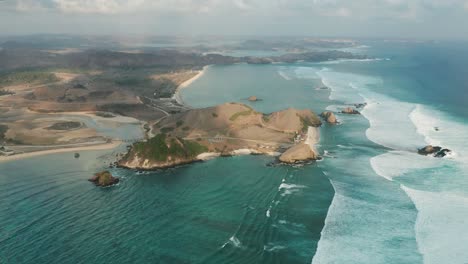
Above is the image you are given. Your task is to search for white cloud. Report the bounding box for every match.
[12,0,468,17]
[52,0,145,14]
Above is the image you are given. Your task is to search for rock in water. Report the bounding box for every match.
[248,96,258,102]
[341,107,360,115]
[435,149,451,158]
[354,103,367,109]
[89,171,119,187]
[279,143,318,163]
[320,111,338,124]
[418,145,452,158]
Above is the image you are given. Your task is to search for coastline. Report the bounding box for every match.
[0,141,121,163]
[173,66,209,106]
[0,110,145,163]
[119,148,282,171]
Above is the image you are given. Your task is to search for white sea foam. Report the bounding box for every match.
[278,70,292,80]
[409,104,443,146]
[364,101,425,151]
[222,235,243,249]
[293,67,321,79]
[312,186,420,264]
[370,151,440,181]
[229,236,242,248]
[278,183,306,196]
[278,219,305,228]
[323,150,336,158]
[410,104,468,163]
[315,68,375,103]
[313,67,468,264]
[278,183,306,190]
[402,185,468,264]
[264,243,287,252]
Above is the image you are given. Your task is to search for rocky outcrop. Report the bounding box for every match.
[248,96,259,102]
[320,111,338,124]
[418,145,452,158]
[117,134,208,170]
[89,171,119,187]
[341,107,360,115]
[119,154,200,170]
[354,103,367,109]
[279,143,318,163]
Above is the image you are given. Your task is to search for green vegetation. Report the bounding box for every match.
[0,70,59,88]
[182,126,190,131]
[176,120,184,127]
[114,77,152,87]
[133,134,208,162]
[262,114,270,123]
[300,117,311,132]
[229,110,253,121]
[95,112,116,118]
[94,171,114,186]
[297,113,321,132]
[212,113,218,118]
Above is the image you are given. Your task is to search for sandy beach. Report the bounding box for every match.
[173,66,209,105]
[0,141,122,163]
[0,109,145,163]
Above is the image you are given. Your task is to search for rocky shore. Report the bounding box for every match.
[89,171,119,187]
[279,143,318,164]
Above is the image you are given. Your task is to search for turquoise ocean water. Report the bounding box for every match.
[1,42,468,263]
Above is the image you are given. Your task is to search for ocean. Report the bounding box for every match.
[1,41,467,264]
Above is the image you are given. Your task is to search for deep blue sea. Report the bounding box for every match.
[1,41,468,264]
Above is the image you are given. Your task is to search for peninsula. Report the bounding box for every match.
[118,103,322,170]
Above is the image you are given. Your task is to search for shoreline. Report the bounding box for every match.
[172,65,209,106]
[0,141,122,163]
[119,148,282,171]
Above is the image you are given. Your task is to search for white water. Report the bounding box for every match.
[278,183,307,196]
[297,65,468,264]
[278,70,292,80]
[403,186,468,264]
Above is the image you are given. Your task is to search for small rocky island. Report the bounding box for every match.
[320,111,338,124]
[118,103,322,170]
[248,96,260,102]
[341,107,360,115]
[418,145,452,158]
[89,171,120,187]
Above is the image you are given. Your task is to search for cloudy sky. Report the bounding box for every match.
[1,0,468,39]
